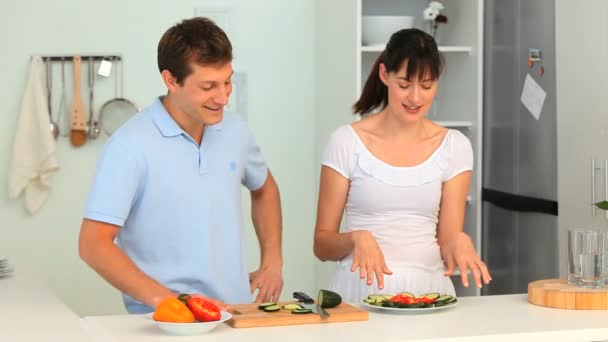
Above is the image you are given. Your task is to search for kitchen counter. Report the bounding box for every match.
[4,273,608,341]
[82,294,608,342]
[0,274,91,342]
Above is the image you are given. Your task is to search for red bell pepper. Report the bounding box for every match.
[186,297,221,322]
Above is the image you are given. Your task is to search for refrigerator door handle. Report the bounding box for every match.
[592,158,597,216]
[605,160,608,219]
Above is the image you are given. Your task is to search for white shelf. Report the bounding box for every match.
[436,121,473,128]
[361,45,473,54]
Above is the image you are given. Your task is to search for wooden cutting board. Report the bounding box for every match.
[528,278,608,310]
[226,301,369,328]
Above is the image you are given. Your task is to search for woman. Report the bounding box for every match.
[313,28,491,302]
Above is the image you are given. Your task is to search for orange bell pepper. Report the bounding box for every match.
[153,297,195,323]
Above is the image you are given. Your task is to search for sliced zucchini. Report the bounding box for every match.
[291,308,312,314]
[397,292,415,298]
[262,304,281,312]
[282,303,304,310]
[367,294,385,301]
[380,294,393,300]
[435,295,453,304]
[444,297,458,304]
[436,296,457,307]
[421,293,440,300]
[258,302,277,310]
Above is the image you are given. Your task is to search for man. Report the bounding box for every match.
[78,17,283,314]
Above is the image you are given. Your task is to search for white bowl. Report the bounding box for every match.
[362,16,415,46]
[145,311,232,335]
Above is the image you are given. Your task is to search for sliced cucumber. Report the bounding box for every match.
[258,302,277,310]
[291,308,312,314]
[282,303,304,310]
[262,304,281,312]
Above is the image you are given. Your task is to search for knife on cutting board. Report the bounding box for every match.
[293,292,330,317]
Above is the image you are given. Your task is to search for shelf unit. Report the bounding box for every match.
[314,0,483,296]
[361,45,473,54]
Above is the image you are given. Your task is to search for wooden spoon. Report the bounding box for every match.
[70,55,87,147]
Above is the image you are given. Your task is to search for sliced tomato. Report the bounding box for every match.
[413,297,436,304]
[389,294,413,304]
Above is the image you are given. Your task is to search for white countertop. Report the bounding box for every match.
[0,274,91,342]
[4,272,608,342]
[82,294,608,342]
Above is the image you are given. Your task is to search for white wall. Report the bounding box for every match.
[313,0,358,290]
[0,0,316,316]
[556,0,608,276]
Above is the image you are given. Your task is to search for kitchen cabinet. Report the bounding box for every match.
[315,0,483,297]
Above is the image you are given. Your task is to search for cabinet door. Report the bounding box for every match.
[556,0,608,277]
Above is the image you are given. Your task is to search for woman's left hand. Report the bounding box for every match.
[441,232,492,288]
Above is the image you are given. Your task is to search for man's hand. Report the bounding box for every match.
[249,264,283,303]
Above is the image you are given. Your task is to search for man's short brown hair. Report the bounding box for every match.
[157,17,232,84]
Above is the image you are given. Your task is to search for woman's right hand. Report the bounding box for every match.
[350,230,393,289]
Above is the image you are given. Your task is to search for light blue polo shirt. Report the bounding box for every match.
[84,97,268,314]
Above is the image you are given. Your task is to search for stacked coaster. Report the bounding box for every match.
[0,257,13,278]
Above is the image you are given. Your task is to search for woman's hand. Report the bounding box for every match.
[441,232,491,288]
[350,230,393,289]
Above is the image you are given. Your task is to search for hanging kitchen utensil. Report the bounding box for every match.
[58,57,70,137]
[87,57,100,139]
[46,59,59,139]
[98,60,138,136]
[70,55,88,147]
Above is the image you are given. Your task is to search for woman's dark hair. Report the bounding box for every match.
[353,28,444,115]
[157,17,232,85]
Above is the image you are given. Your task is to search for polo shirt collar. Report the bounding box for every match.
[152,96,224,138]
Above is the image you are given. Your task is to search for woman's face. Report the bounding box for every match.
[379,62,439,122]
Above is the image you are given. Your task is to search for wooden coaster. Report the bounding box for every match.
[528,278,608,310]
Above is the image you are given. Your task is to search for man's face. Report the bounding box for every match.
[171,62,233,126]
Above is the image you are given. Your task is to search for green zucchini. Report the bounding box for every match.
[291,308,312,314]
[397,292,415,298]
[258,302,277,310]
[262,304,281,312]
[421,293,440,300]
[318,289,342,308]
[282,303,304,310]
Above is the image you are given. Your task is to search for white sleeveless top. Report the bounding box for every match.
[321,124,473,302]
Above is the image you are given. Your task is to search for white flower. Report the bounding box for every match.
[428,1,445,11]
[423,7,439,21]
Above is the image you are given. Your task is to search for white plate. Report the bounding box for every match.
[144,311,231,335]
[361,300,457,313]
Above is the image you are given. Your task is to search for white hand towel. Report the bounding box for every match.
[8,56,59,214]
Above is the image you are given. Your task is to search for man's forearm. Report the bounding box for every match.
[250,172,283,267]
[79,221,175,308]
